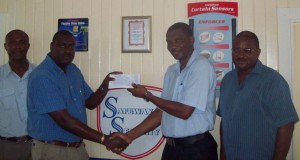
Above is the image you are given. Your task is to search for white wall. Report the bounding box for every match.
[1,0,300,159]
[0,14,5,65]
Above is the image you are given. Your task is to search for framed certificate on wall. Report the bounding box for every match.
[122,16,152,53]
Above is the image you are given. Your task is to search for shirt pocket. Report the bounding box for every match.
[0,88,17,110]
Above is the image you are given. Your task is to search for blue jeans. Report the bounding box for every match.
[161,132,218,160]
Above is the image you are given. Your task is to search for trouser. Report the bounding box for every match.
[161,132,218,160]
[0,139,32,160]
[31,139,89,160]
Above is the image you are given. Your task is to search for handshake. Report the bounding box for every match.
[101,132,132,154]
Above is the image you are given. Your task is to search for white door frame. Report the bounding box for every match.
[278,8,300,93]
[278,8,300,160]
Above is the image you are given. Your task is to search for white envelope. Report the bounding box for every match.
[108,74,141,89]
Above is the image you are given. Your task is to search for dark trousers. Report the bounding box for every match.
[0,139,32,160]
[161,132,218,160]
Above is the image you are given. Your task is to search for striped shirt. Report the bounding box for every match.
[217,60,299,160]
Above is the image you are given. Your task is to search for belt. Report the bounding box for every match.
[0,135,32,142]
[165,132,209,146]
[38,140,82,148]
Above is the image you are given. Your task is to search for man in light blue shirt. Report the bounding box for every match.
[112,22,218,160]
[0,29,35,160]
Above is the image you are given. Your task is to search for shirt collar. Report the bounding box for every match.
[2,60,35,78]
[234,59,264,76]
[250,60,263,75]
[45,53,71,74]
[174,50,198,72]
[1,63,13,77]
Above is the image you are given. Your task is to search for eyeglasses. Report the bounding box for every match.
[55,43,76,50]
[231,48,258,55]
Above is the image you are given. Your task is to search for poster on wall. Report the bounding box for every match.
[97,86,164,160]
[188,2,238,93]
[58,18,88,51]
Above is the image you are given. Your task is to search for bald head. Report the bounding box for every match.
[52,30,74,43]
[5,29,29,43]
[234,31,260,48]
[167,22,193,37]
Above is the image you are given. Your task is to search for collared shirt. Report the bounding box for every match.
[217,60,299,160]
[27,54,93,142]
[0,62,35,137]
[161,51,217,137]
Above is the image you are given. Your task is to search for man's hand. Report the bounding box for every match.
[127,83,148,98]
[86,71,123,109]
[100,71,123,90]
[102,133,130,154]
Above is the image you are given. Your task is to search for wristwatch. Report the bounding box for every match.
[99,86,108,92]
[144,91,152,102]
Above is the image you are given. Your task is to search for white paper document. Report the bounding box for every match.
[108,74,141,89]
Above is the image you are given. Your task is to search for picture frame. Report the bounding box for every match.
[122,16,152,53]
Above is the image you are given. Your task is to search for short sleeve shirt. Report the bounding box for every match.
[217,60,299,160]
[0,62,35,137]
[27,54,93,142]
[161,52,217,137]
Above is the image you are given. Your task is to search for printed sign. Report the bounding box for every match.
[97,86,164,159]
[188,2,238,94]
[58,18,89,51]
